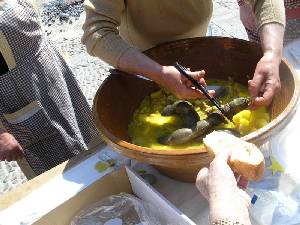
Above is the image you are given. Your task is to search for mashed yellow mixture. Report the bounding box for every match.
[128,80,270,150]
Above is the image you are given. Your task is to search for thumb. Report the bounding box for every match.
[196,167,209,200]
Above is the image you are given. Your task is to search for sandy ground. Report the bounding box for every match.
[0,0,248,194]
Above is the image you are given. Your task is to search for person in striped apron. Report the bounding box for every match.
[238,0,300,45]
[0,0,100,177]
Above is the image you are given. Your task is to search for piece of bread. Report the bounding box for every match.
[203,131,265,181]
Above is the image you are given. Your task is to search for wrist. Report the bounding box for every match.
[151,65,169,86]
[263,51,282,64]
[118,47,165,84]
[259,23,284,63]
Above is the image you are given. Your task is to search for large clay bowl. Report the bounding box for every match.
[93,37,300,182]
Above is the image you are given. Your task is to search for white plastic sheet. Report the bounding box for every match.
[70,193,171,225]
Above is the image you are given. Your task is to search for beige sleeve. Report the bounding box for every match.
[82,0,134,68]
[245,0,285,29]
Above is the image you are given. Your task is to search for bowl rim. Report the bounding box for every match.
[93,38,300,156]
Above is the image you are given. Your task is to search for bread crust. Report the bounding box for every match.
[204,131,265,181]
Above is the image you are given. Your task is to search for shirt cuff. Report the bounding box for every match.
[255,0,286,29]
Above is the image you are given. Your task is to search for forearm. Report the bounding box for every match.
[118,48,165,86]
[82,0,129,67]
[259,23,284,61]
[82,0,211,100]
[84,29,165,85]
[82,2,164,83]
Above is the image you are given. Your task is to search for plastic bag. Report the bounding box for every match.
[70,193,170,225]
[247,109,300,225]
[247,150,300,225]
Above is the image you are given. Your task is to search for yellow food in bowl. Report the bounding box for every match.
[128,80,270,150]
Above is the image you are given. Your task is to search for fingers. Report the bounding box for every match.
[172,67,216,99]
[176,68,216,99]
[177,87,215,100]
[249,55,281,108]
[182,70,206,88]
[248,76,264,100]
[190,70,206,81]
[254,81,280,107]
[196,167,209,200]
[249,78,281,109]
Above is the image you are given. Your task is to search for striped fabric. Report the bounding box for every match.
[0,0,100,175]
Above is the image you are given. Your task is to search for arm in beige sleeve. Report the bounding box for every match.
[82,0,132,68]
[82,0,210,100]
[82,0,166,81]
[253,0,285,56]
[82,0,166,82]
[244,0,285,107]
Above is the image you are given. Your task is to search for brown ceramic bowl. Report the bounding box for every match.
[93,37,300,182]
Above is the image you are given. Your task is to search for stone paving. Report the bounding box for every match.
[0,0,248,195]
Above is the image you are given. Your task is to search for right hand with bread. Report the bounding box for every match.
[196,147,252,225]
[195,131,265,225]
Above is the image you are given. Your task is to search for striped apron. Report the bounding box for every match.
[0,0,100,176]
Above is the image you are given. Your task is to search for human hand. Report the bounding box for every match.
[196,148,251,225]
[159,66,215,99]
[239,2,256,30]
[248,52,281,109]
[0,130,24,161]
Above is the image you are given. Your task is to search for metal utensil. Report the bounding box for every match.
[174,62,228,118]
